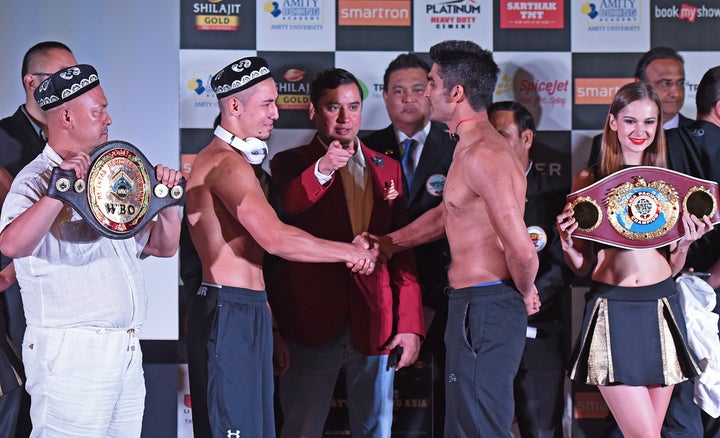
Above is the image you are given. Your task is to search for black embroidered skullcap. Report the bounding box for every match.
[211,57,273,99]
[34,64,100,111]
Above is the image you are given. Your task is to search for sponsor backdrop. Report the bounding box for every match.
[0,2,181,438]
[179,1,720,437]
[1,0,719,436]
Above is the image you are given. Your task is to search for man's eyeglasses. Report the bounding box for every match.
[655,79,685,90]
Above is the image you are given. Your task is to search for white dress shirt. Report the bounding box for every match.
[664,113,680,130]
[0,145,152,329]
[395,121,431,170]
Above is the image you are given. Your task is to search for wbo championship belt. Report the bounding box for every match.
[566,166,720,250]
[46,140,185,239]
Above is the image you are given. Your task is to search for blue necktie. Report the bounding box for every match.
[401,138,418,188]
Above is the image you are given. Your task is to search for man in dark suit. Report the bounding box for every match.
[361,52,455,436]
[667,68,720,437]
[0,166,27,438]
[0,41,76,438]
[0,41,77,348]
[489,101,573,438]
[666,66,720,197]
[0,42,77,178]
[269,68,424,438]
[587,47,693,168]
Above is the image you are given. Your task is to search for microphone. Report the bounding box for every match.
[448,113,487,143]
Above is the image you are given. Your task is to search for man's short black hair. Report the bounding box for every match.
[21,41,73,80]
[696,66,720,117]
[309,68,363,107]
[382,53,430,92]
[634,47,684,82]
[429,40,498,112]
[487,101,536,135]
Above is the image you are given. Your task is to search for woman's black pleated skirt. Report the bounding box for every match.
[569,278,700,386]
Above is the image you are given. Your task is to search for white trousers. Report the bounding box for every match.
[23,325,145,438]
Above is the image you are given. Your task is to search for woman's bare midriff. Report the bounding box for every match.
[592,247,672,286]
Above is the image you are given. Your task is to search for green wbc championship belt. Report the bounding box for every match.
[46,140,185,239]
[566,166,720,250]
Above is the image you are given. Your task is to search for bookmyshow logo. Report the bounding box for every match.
[654,3,720,23]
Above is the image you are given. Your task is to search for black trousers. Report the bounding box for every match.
[444,282,527,437]
[186,284,275,438]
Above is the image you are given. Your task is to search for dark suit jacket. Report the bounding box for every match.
[520,166,573,369]
[268,136,424,355]
[666,120,720,182]
[0,106,45,177]
[0,106,44,355]
[361,122,455,310]
[666,120,720,271]
[0,105,41,433]
[587,112,694,168]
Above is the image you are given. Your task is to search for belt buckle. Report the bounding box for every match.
[47,140,185,239]
[568,166,720,249]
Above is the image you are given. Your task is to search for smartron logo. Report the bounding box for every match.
[338,0,411,26]
[575,78,633,105]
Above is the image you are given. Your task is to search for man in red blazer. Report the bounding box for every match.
[269,68,424,438]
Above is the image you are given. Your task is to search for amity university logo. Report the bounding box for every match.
[264,0,323,29]
[580,1,640,31]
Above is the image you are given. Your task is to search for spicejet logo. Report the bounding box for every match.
[338,0,411,26]
[575,78,633,105]
[574,392,609,419]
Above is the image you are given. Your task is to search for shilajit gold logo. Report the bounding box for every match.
[277,69,310,110]
[193,0,242,31]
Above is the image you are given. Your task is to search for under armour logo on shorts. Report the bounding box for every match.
[448,373,458,383]
[226,430,240,438]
